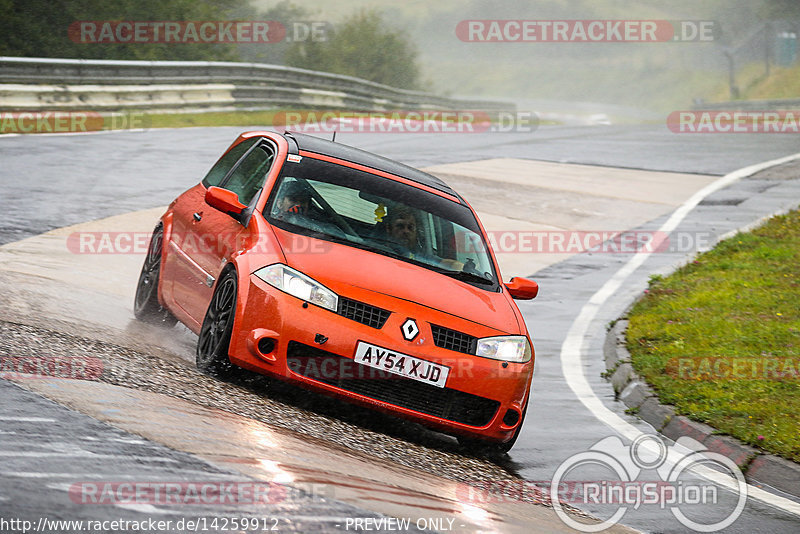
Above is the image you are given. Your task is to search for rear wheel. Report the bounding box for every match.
[134,223,176,326]
[196,269,238,377]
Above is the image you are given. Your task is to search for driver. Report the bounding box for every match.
[385,206,464,270]
[385,206,420,255]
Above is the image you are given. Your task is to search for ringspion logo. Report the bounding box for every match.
[550,435,746,532]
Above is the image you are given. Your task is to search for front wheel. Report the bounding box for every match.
[134,223,176,327]
[196,269,238,377]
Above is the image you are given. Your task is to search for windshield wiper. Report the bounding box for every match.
[435,268,495,286]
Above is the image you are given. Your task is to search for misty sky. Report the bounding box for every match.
[256,0,796,111]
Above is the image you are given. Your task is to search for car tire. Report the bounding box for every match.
[458,402,527,454]
[196,269,238,377]
[134,223,177,327]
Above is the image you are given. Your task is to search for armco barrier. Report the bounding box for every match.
[0,57,511,113]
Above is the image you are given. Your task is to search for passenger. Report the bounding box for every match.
[278,181,311,216]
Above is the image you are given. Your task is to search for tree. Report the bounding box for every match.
[762,0,800,19]
[0,0,246,61]
[285,9,422,90]
[235,0,310,65]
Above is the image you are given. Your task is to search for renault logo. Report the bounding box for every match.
[401,318,419,341]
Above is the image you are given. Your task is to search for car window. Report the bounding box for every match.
[265,157,498,289]
[221,144,275,204]
[201,137,259,188]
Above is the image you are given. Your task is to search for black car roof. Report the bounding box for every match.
[283,131,462,201]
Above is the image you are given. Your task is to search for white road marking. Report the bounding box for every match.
[0,451,178,462]
[114,503,174,515]
[560,152,800,516]
[0,129,148,139]
[2,470,239,479]
[108,437,147,444]
[2,471,131,478]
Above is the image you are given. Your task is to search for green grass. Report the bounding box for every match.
[129,109,562,131]
[706,62,800,103]
[626,208,800,462]
[743,63,800,100]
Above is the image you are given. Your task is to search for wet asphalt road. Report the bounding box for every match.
[1,380,391,533]
[1,125,799,532]
[509,161,800,533]
[1,124,799,246]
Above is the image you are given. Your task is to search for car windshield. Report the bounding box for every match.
[264,155,498,289]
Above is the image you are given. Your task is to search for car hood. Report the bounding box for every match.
[274,228,519,332]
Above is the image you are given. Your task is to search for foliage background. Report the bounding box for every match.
[2,0,799,106]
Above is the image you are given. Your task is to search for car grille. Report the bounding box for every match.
[287,342,499,427]
[431,325,477,354]
[337,297,390,329]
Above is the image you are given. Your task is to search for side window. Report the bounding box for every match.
[201,137,259,188]
[221,144,275,204]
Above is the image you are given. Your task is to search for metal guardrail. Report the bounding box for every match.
[0,56,512,113]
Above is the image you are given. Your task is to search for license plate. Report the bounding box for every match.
[353,342,450,388]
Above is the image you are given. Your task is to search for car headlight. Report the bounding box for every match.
[253,264,338,312]
[475,336,531,363]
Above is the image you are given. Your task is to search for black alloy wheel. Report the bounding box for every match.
[196,269,238,377]
[133,223,177,326]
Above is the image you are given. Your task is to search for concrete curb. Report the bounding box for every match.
[604,319,800,497]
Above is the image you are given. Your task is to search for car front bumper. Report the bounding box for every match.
[227,274,534,443]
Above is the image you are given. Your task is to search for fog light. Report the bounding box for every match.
[502,408,521,427]
[257,338,276,355]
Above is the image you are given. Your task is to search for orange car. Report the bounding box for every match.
[134,131,539,452]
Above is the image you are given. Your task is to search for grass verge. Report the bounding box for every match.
[626,208,800,462]
[130,109,565,131]
[144,110,282,129]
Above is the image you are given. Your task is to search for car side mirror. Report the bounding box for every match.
[205,186,246,217]
[505,277,538,300]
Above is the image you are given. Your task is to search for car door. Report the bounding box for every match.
[168,138,275,327]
